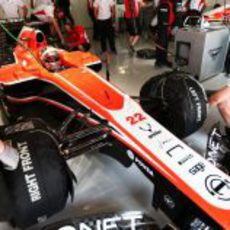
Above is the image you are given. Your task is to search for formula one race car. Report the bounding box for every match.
[0,26,229,229]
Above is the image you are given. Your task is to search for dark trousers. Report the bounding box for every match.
[89,10,99,40]
[97,18,116,53]
[62,6,75,25]
[155,25,169,64]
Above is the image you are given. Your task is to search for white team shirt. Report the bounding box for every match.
[32,0,54,22]
[32,0,53,8]
[189,0,205,12]
[93,0,115,20]
[0,0,25,18]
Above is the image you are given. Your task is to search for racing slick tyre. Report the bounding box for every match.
[140,71,207,138]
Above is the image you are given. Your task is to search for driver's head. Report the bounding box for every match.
[39,46,62,72]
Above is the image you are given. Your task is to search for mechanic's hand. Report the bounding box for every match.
[209,86,230,106]
[209,86,230,127]
[0,141,19,171]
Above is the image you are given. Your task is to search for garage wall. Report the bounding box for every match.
[70,0,92,28]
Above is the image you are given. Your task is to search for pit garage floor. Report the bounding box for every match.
[0,34,229,230]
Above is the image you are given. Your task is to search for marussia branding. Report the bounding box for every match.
[110,98,230,210]
[206,125,223,165]
[44,212,155,230]
[139,123,162,139]
[205,175,230,201]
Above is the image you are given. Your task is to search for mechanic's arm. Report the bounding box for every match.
[201,0,207,13]
[30,0,33,8]
[21,5,28,19]
[87,0,92,10]
[17,0,28,19]
[111,2,116,20]
[139,0,146,7]
[209,86,230,106]
[209,86,230,127]
[50,16,66,44]
[93,5,99,19]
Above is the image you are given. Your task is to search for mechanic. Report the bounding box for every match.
[87,0,99,40]
[149,0,160,35]
[55,0,74,26]
[187,0,206,18]
[155,0,175,68]
[93,0,117,54]
[30,0,66,45]
[209,86,230,129]
[64,22,90,51]
[124,0,145,55]
[0,0,28,19]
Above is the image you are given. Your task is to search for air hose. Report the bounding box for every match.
[0,20,42,65]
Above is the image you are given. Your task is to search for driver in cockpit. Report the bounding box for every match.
[39,46,64,72]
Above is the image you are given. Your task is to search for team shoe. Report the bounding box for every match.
[128,45,136,56]
[130,45,135,53]
[206,122,230,174]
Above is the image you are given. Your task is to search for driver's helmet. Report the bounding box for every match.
[39,46,62,72]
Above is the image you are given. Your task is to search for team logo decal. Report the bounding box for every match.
[42,211,157,230]
[205,175,230,201]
